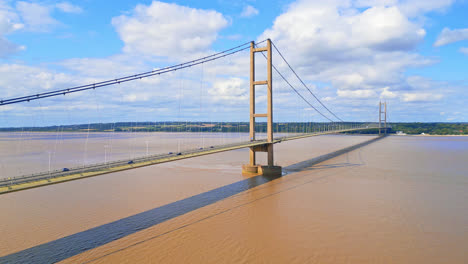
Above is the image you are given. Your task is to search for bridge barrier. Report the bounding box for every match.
[0,126,385,194]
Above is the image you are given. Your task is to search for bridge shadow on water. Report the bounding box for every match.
[283,154,364,173]
[305,162,362,170]
[283,135,384,173]
[0,139,384,263]
[1,138,382,263]
[0,173,283,264]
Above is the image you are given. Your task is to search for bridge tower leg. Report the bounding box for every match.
[242,39,282,177]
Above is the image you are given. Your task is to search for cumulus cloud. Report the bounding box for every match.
[406,75,434,90]
[0,0,462,123]
[0,0,84,57]
[0,58,217,125]
[0,64,76,99]
[56,2,83,14]
[59,54,148,78]
[260,1,428,91]
[241,5,259,18]
[0,4,23,33]
[434,27,468,47]
[352,6,426,51]
[0,3,24,57]
[380,87,397,99]
[398,0,454,17]
[337,89,377,99]
[257,0,452,119]
[401,92,443,102]
[112,1,228,59]
[16,1,58,32]
[122,93,152,102]
[208,77,248,103]
[262,2,425,54]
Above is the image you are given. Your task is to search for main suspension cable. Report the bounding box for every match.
[271,41,343,122]
[0,41,259,106]
[254,42,334,122]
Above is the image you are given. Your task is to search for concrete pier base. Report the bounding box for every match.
[242,164,282,177]
[242,164,259,175]
[258,165,282,176]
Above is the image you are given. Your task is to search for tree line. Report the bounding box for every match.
[0,122,466,135]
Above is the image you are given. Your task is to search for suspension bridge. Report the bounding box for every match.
[0,39,387,194]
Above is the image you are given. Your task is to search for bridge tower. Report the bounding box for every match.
[379,101,387,135]
[242,39,282,176]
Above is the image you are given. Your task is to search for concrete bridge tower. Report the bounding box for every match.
[242,39,282,176]
[379,101,387,135]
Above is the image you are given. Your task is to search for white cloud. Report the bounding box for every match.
[354,0,398,7]
[380,87,397,99]
[434,27,468,47]
[0,59,211,123]
[337,89,377,99]
[122,93,151,102]
[259,1,428,91]
[401,92,443,102]
[0,0,462,123]
[262,3,425,55]
[56,2,83,14]
[406,75,433,89]
[0,3,24,57]
[398,0,454,17]
[16,1,58,32]
[0,64,76,99]
[111,1,228,59]
[0,0,86,57]
[351,6,426,51]
[208,77,248,103]
[459,47,468,55]
[241,5,259,18]
[0,4,23,33]
[0,1,82,55]
[257,0,452,119]
[59,54,148,78]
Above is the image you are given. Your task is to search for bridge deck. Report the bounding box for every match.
[0,127,381,194]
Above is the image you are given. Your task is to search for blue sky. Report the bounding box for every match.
[0,0,467,126]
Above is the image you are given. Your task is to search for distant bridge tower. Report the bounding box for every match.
[242,39,282,176]
[379,101,387,135]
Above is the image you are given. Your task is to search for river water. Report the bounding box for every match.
[0,135,467,263]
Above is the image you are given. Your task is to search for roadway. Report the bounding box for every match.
[0,126,381,194]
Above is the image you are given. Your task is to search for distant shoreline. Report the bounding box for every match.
[0,131,466,136]
[0,121,466,135]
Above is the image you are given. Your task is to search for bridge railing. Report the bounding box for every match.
[0,123,385,188]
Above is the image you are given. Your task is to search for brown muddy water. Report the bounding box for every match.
[0,135,467,263]
[0,132,265,178]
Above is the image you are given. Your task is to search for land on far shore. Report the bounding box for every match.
[0,122,466,135]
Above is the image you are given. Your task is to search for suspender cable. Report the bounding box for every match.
[271,41,344,122]
[0,42,259,106]
[255,43,334,122]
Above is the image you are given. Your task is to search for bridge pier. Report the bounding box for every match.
[242,164,282,177]
[242,143,281,176]
[242,39,282,177]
